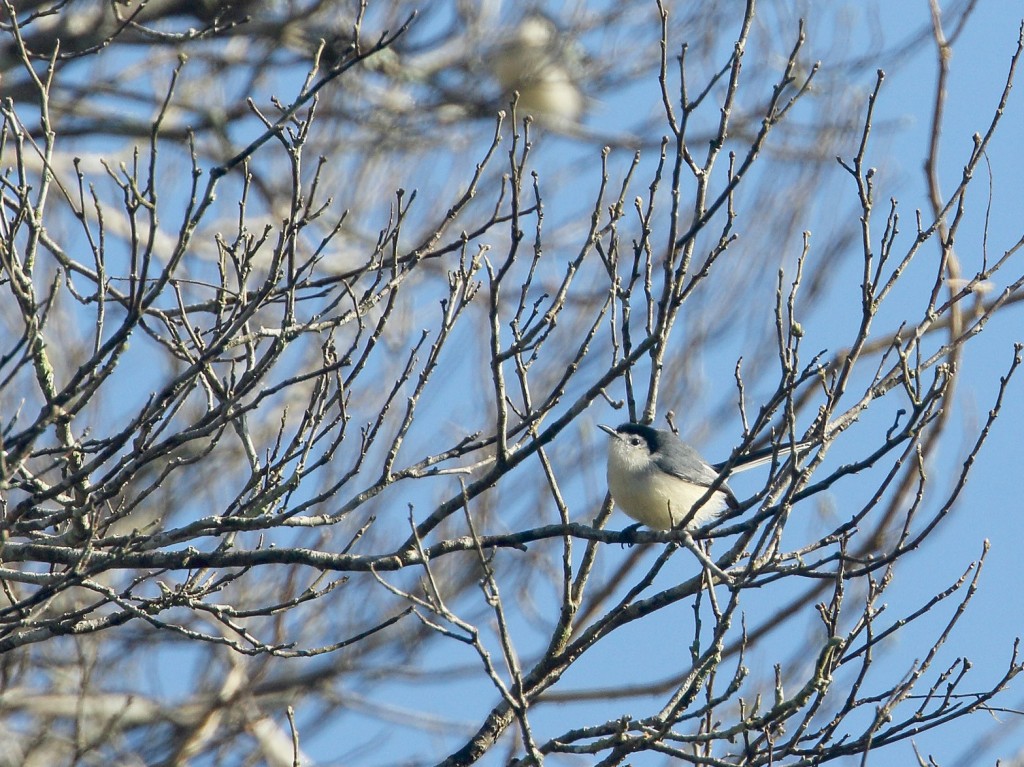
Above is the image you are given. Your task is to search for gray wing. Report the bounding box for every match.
[655,441,738,508]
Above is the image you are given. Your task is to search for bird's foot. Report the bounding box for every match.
[620,522,644,547]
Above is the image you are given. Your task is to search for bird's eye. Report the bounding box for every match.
[629,437,642,447]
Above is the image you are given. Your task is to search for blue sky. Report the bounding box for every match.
[298,2,1024,762]
[7,1,1024,765]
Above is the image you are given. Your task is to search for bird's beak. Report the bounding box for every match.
[598,424,617,438]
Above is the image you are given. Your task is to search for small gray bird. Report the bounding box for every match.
[600,422,805,531]
[599,423,735,530]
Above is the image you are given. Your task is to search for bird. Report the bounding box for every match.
[599,422,805,531]
[491,14,586,127]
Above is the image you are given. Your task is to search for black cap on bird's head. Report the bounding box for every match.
[599,422,666,454]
